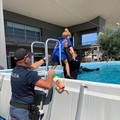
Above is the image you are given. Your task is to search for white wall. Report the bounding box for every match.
[0,0,7,69]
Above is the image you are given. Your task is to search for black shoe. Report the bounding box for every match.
[65,75,73,79]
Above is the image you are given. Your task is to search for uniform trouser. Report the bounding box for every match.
[10,103,39,120]
[10,105,30,120]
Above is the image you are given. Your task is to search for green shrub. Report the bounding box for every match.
[98,25,120,60]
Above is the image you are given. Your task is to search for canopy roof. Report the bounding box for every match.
[3,0,120,27]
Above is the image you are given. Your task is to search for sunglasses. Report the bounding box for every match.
[25,53,30,58]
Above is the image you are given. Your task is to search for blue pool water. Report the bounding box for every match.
[0,62,120,84]
[78,61,120,84]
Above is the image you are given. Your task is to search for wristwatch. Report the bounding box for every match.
[42,58,46,62]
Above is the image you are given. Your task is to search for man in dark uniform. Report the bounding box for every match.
[63,47,80,79]
[10,48,55,120]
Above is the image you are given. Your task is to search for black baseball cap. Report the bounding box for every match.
[14,48,30,61]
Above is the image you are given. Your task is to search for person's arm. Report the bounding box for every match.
[69,46,75,54]
[69,46,77,60]
[51,62,58,69]
[30,55,51,70]
[35,69,55,89]
[67,38,77,60]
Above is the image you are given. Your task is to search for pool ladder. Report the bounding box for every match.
[31,39,64,120]
[31,38,64,78]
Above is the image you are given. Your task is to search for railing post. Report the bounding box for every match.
[0,75,5,91]
[0,74,4,91]
[75,84,88,120]
[46,85,55,120]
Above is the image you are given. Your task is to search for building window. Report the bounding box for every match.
[6,21,41,41]
[82,32,97,45]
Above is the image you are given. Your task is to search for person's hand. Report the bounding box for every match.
[48,55,51,60]
[48,69,55,76]
[72,53,77,60]
[43,55,51,61]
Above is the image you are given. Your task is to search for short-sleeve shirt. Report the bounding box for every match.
[11,66,41,104]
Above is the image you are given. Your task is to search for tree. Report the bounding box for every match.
[98,25,120,60]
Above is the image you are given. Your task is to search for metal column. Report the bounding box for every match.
[46,86,55,120]
[0,0,7,68]
[75,84,88,120]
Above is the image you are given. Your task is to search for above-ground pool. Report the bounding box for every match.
[78,61,120,84]
[0,61,120,84]
[1,61,120,120]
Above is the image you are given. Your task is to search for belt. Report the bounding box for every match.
[10,100,30,110]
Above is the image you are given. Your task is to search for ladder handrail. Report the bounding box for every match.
[45,38,63,73]
[31,39,64,78]
[31,41,45,64]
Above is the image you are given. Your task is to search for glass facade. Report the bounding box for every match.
[6,21,41,41]
[82,32,97,45]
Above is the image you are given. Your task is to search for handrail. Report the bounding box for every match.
[45,38,64,77]
[31,41,45,64]
[81,47,95,62]
[84,47,94,57]
[31,39,64,78]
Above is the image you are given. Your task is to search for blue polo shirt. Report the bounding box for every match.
[11,66,41,104]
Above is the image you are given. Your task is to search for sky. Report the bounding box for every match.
[82,32,97,45]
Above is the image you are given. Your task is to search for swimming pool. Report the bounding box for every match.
[0,61,120,84]
[78,61,120,84]
[0,66,64,77]
[1,62,120,120]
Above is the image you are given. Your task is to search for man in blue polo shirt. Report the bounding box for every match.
[10,48,55,120]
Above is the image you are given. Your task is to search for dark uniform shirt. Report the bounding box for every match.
[11,66,41,104]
